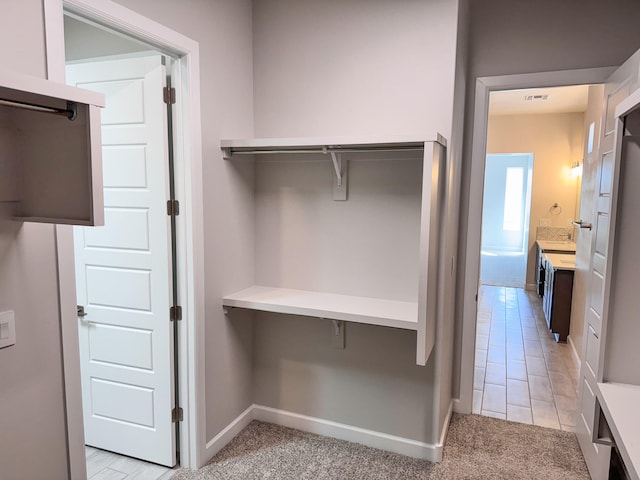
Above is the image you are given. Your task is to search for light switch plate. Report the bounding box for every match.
[0,310,16,349]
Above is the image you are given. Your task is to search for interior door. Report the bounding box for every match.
[67,54,176,467]
[575,50,640,478]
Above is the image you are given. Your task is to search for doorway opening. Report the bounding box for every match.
[480,153,534,288]
[45,0,205,475]
[64,15,179,476]
[472,84,597,429]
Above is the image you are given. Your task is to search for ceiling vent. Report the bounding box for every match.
[525,94,549,101]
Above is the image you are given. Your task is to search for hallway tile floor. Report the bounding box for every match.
[86,446,176,480]
[473,285,580,431]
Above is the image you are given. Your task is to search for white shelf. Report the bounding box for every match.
[596,382,640,480]
[0,69,105,225]
[222,286,418,331]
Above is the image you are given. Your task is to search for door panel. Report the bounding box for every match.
[68,55,176,467]
[576,50,640,479]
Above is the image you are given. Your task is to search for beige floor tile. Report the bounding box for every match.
[545,352,570,374]
[531,399,560,429]
[86,450,121,478]
[506,344,525,361]
[507,359,527,381]
[489,331,506,346]
[524,340,544,357]
[475,285,580,432]
[554,394,577,427]
[519,316,537,327]
[525,355,547,376]
[549,371,577,398]
[473,389,483,414]
[485,362,507,386]
[482,383,507,414]
[488,345,506,364]
[522,326,539,341]
[528,374,554,402]
[507,378,531,407]
[91,468,128,480]
[475,349,487,367]
[476,333,489,350]
[482,410,507,420]
[507,404,533,425]
[476,323,491,335]
[474,367,485,390]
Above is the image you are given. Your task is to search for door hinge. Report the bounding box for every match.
[172,407,183,423]
[170,305,182,321]
[167,200,180,216]
[163,86,176,105]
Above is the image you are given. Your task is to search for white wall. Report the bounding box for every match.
[0,2,70,479]
[253,0,458,139]
[453,0,640,398]
[486,112,585,287]
[250,0,465,446]
[112,0,256,445]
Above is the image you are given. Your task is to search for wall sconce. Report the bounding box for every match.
[571,160,583,177]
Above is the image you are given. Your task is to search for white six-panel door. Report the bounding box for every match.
[576,51,640,479]
[67,55,176,467]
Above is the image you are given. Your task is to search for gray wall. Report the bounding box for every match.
[453,0,640,398]
[0,2,70,479]
[250,0,465,445]
[112,0,257,443]
[64,15,149,61]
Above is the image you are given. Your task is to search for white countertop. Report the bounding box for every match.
[544,253,576,271]
[537,240,577,252]
[596,382,640,480]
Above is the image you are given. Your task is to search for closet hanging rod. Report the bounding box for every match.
[225,146,425,156]
[0,98,77,120]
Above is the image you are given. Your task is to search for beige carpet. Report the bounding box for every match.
[171,414,590,479]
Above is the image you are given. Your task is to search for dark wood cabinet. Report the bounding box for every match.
[542,260,574,342]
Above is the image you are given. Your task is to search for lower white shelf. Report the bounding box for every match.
[222,286,418,330]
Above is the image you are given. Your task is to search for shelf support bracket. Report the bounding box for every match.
[330,151,343,187]
[328,150,348,201]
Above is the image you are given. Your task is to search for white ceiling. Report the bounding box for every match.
[489,85,591,116]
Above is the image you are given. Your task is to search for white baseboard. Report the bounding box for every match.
[525,283,538,292]
[203,404,255,465]
[203,404,444,464]
[432,400,454,462]
[567,335,581,370]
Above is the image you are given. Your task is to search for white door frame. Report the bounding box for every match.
[456,67,615,414]
[43,0,205,475]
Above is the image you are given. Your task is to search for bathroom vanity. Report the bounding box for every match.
[542,253,576,342]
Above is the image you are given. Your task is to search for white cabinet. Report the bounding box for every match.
[0,69,104,225]
[220,135,446,365]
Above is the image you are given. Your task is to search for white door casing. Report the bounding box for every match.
[575,50,640,479]
[68,54,176,467]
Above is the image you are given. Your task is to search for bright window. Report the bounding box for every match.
[503,167,523,231]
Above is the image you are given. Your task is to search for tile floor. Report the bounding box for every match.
[473,285,580,431]
[86,446,176,480]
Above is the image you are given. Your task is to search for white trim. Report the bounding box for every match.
[253,405,443,462]
[458,67,616,414]
[54,226,87,480]
[437,400,454,452]
[203,405,255,463]
[44,0,205,471]
[525,283,538,292]
[567,335,582,371]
